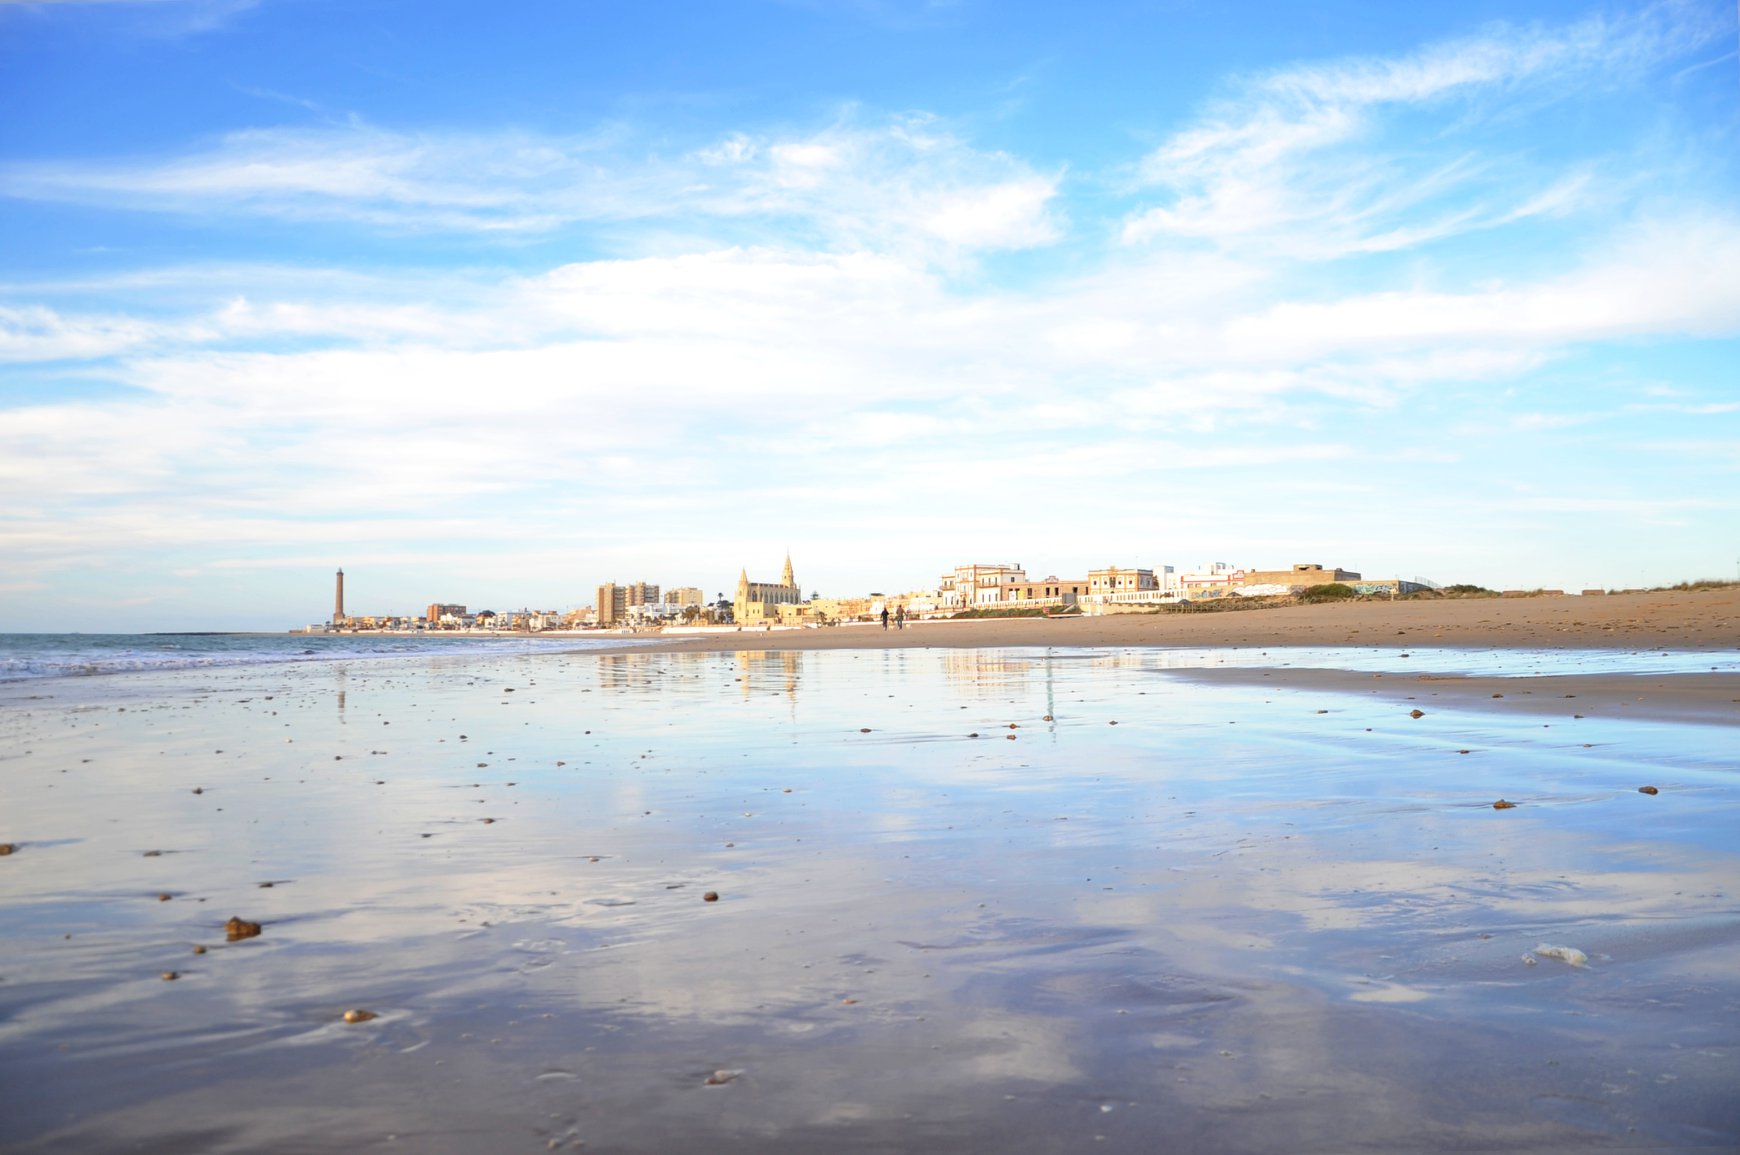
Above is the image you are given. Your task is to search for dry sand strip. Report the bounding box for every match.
[1163,667,1740,728]
[605,586,1740,656]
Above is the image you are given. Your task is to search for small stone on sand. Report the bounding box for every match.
[1409,709,1425,718]
[703,891,719,902]
[343,1009,379,1023]
[192,945,206,954]
[704,1069,741,1085]
[1638,785,1659,795]
[224,917,262,941]
[162,971,179,981]
[1492,799,1517,810]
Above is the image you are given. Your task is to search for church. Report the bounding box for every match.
[734,553,808,625]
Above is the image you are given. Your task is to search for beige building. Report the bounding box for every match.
[811,595,876,623]
[735,554,807,625]
[1240,563,1361,591]
[595,583,625,626]
[665,586,706,608]
[1088,566,1157,595]
[595,580,663,626]
[1003,577,1087,605]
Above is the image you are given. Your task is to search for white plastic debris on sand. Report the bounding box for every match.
[1532,944,1588,967]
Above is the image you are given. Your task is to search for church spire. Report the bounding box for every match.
[780,551,795,590]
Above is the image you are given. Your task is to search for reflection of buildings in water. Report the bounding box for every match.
[334,665,347,721]
[941,650,1146,721]
[596,654,636,690]
[597,653,678,691]
[734,650,802,700]
[940,650,1042,697]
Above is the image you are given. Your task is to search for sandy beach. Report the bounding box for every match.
[633,585,1740,657]
[2,602,1738,1153]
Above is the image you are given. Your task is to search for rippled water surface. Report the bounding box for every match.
[1,647,1736,1153]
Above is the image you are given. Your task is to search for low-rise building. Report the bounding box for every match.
[1179,563,1246,599]
[1240,563,1361,591]
[940,563,1029,608]
[1088,566,1157,596]
[1003,576,1087,606]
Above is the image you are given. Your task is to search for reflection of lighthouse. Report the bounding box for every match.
[334,568,345,624]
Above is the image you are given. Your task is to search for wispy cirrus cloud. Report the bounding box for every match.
[1121,1,1724,255]
[0,115,1063,257]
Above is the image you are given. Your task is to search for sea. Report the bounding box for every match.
[0,631,651,683]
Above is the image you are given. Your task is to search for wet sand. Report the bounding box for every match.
[2,641,1738,1153]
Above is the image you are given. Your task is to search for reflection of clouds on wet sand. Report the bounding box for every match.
[2,647,1738,1151]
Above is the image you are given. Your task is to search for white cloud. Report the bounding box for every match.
[0,116,1062,258]
[1121,2,1723,256]
[3,5,1738,622]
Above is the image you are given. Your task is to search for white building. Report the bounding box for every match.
[939,563,1028,608]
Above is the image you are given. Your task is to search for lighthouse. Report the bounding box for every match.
[334,568,345,624]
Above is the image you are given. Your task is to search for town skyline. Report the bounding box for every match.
[307,553,1546,635]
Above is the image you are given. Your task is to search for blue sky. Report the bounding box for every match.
[2,0,1737,630]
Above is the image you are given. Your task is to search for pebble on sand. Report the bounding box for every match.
[704,1069,741,1086]
[343,1009,379,1023]
[0,843,17,856]
[162,971,179,981]
[1638,785,1659,795]
[1409,709,1425,718]
[1492,799,1517,810]
[192,945,206,954]
[225,917,263,941]
[703,891,719,902]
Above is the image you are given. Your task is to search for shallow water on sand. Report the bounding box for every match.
[2,647,1737,1153]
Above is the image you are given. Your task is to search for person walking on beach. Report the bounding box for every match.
[880,606,890,630]
[895,605,906,630]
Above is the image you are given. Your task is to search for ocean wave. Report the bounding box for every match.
[0,634,640,682]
